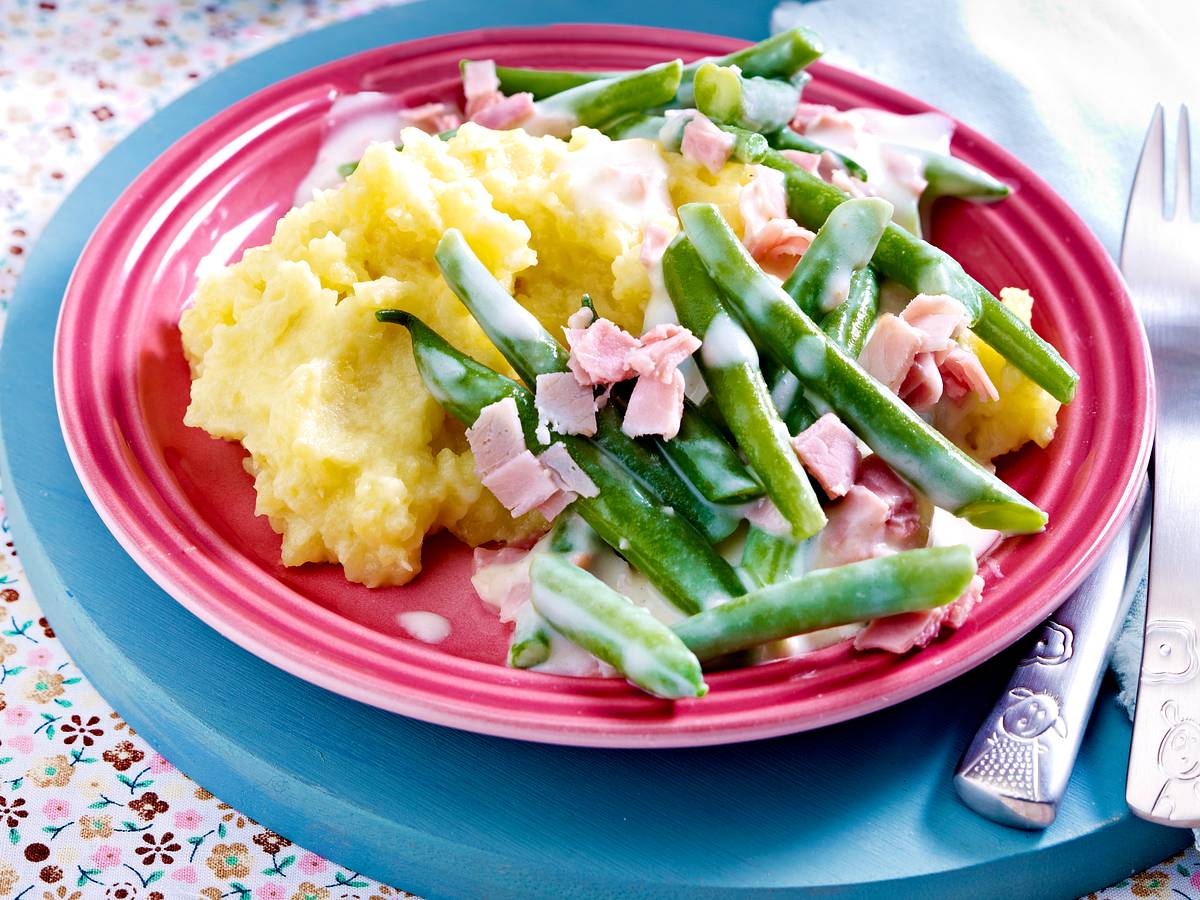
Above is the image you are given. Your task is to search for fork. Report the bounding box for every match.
[1122,104,1200,827]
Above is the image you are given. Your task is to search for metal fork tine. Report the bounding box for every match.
[1120,104,1165,270]
[1176,105,1192,221]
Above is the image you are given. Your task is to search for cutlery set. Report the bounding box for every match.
[957,105,1200,833]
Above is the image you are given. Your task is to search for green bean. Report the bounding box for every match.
[486,27,824,105]
[666,236,826,540]
[820,266,881,358]
[377,310,747,613]
[765,127,869,180]
[508,515,605,669]
[782,197,893,320]
[604,112,769,165]
[674,545,977,660]
[677,203,1048,533]
[531,60,683,137]
[530,554,707,699]
[433,229,745,539]
[693,62,801,135]
[921,150,1012,202]
[656,398,763,503]
[771,200,889,435]
[740,526,808,587]
[761,151,1078,403]
[766,268,880,434]
[509,600,552,669]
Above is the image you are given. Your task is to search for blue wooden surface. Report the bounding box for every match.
[0,2,1188,896]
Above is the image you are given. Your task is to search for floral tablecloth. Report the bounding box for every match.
[0,2,1195,898]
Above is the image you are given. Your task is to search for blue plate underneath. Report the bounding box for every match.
[0,2,1186,896]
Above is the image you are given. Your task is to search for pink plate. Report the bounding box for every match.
[54,24,1153,747]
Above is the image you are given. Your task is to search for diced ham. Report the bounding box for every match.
[791,102,842,132]
[898,352,943,411]
[939,346,999,403]
[945,574,985,628]
[741,167,789,233]
[854,573,984,653]
[816,485,890,568]
[481,450,560,517]
[739,167,816,279]
[627,323,701,381]
[857,313,923,393]
[681,113,735,174]
[830,168,872,198]
[462,60,501,118]
[535,490,575,522]
[745,497,790,536]
[792,412,862,499]
[466,396,526,476]
[622,369,686,439]
[400,102,462,134]
[470,91,536,130]
[747,218,816,280]
[471,545,531,622]
[534,372,597,438]
[899,294,968,353]
[564,317,640,387]
[857,455,922,545]
[640,222,674,268]
[538,444,599,499]
[780,148,822,174]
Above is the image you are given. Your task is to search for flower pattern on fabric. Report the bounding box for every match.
[0,1,1193,899]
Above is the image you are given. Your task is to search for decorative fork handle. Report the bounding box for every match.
[1128,457,1200,826]
[955,483,1150,829]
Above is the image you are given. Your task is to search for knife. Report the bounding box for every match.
[1122,105,1200,828]
[954,483,1150,829]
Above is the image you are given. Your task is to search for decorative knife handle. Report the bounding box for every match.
[1128,458,1200,826]
[955,484,1150,829]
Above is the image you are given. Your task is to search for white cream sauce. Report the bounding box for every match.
[701,312,760,370]
[397,610,452,644]
[293,92,412,206]
[559,139,675,231]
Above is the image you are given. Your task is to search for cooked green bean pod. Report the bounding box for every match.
[674,545,977,660]
[530,553,707,699]
[692,62,802,135]
[482,26,824,105]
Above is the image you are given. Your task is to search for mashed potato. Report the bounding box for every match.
[181,125,751,587]
[936,288,1062,464]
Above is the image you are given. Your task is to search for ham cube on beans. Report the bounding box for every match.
[681,113,735,174]
[857,313,923,393]
[535,372,597,437]
[481,450,560,517]
[465,396,526,476]
[899,293,968,353]
[564,318,640,387]
[622,369,686,440]
[898,352,943,411]
[791,413,862,499]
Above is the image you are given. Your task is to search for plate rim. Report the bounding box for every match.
[52,22,1156,748]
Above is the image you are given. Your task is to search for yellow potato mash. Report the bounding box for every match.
[180,125,752,587]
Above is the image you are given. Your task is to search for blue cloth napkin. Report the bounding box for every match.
[772,0,1198,844]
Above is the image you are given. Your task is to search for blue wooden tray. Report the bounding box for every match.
[0,2,1187,896]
